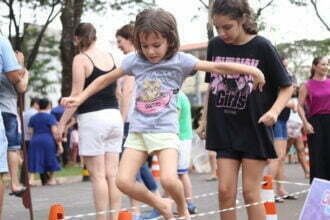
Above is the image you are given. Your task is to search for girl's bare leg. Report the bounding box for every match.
[105,152,121,220]
[156,148,190,219]
[242,159,267,220]
[217,158,240,220]
[116,148,174,219]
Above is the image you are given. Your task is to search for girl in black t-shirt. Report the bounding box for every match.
[198,1,293,219]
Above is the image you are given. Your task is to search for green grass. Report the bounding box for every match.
[54,165,83,178]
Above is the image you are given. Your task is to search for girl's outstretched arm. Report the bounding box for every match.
[194,60,265,91]
[62,68,125,107]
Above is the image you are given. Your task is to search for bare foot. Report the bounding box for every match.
[177,205,191,220]
[305,172,310,179]
[158,198,174,219]
[47,178,57,185]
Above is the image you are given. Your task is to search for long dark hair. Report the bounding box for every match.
[74,23,97,51]
[310,56,324,79]
[212,0,258,35]
[133,8,180,60]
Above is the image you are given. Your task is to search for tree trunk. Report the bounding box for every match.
[207,0,214,40]
[60,0,84,97]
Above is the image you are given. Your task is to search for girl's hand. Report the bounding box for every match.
[57,142,64,154]
[252,69,265,92]
[61,96,83,107]
[196,122,206,140]
[303,122,314,134]
[258,110,278,126]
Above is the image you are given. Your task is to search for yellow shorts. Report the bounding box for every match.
[124,132,180,154]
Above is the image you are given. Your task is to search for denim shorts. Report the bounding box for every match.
[273,120,288,140]
[1,112,21,150]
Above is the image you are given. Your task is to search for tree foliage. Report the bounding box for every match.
[276,38,330,82]
[59,0,155,96]
[22,24,60,96]
[0,0,61,68]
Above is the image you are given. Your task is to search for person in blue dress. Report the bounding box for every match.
[28,98,62,185]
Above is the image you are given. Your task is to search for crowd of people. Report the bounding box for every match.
[0,0,329,220]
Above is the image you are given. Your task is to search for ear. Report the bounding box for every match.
[240,13,248,25]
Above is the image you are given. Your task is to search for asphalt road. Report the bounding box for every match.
[4,163,309,220]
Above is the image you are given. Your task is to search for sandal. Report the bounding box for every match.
[9,188,27,197]
[282,194,298,200]
[206,177,218,182]
[274,196,284,203]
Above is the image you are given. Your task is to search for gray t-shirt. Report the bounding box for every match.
[121,52,199,133]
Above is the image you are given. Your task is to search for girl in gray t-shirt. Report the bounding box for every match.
[62,8,265,220]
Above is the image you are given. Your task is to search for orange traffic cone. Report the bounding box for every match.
[262,175,277,220]
[151,155,160,179]
[48,204,64,220]
[118,210,133,220]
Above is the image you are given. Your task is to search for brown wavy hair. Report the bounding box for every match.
[74,23,97,51]
[133,8,180,60]
[212,0,258,35]
[116,24,134,42]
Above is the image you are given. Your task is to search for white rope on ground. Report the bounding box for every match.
[61,180,309,219]
[174,188,310,220]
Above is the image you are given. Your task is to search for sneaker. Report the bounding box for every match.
[187,203,197,214]
[143,208,161,219]
[133,214,144,220]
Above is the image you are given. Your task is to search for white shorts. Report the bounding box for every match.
[77,109,123,156]
[178,139,192,174]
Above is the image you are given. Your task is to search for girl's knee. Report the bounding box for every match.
[242,188,260,203]
[89,170,106,181]
[116,175,132,193]
[160,175,178,189]
[218,184,237,201]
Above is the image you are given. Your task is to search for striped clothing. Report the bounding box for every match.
[0,111,8,173]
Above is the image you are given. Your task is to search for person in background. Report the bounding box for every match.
[286,85,309,178]
[0,35,29,198]
[28,98,62,185]
[298,56,330,183]
[197,89,218,182]
[58,23,123,220]
[69,123,82,167]
[22,97,39,185]
[268,56,298,203]
[51,98,71,167]
[176,91,197,214]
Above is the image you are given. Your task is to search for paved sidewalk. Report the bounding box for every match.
[4,163,309,219]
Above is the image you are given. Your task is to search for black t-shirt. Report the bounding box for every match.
[205,35,291,159]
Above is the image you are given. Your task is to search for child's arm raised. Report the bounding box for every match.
[62,68,125,107]
[194,60,265,91]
